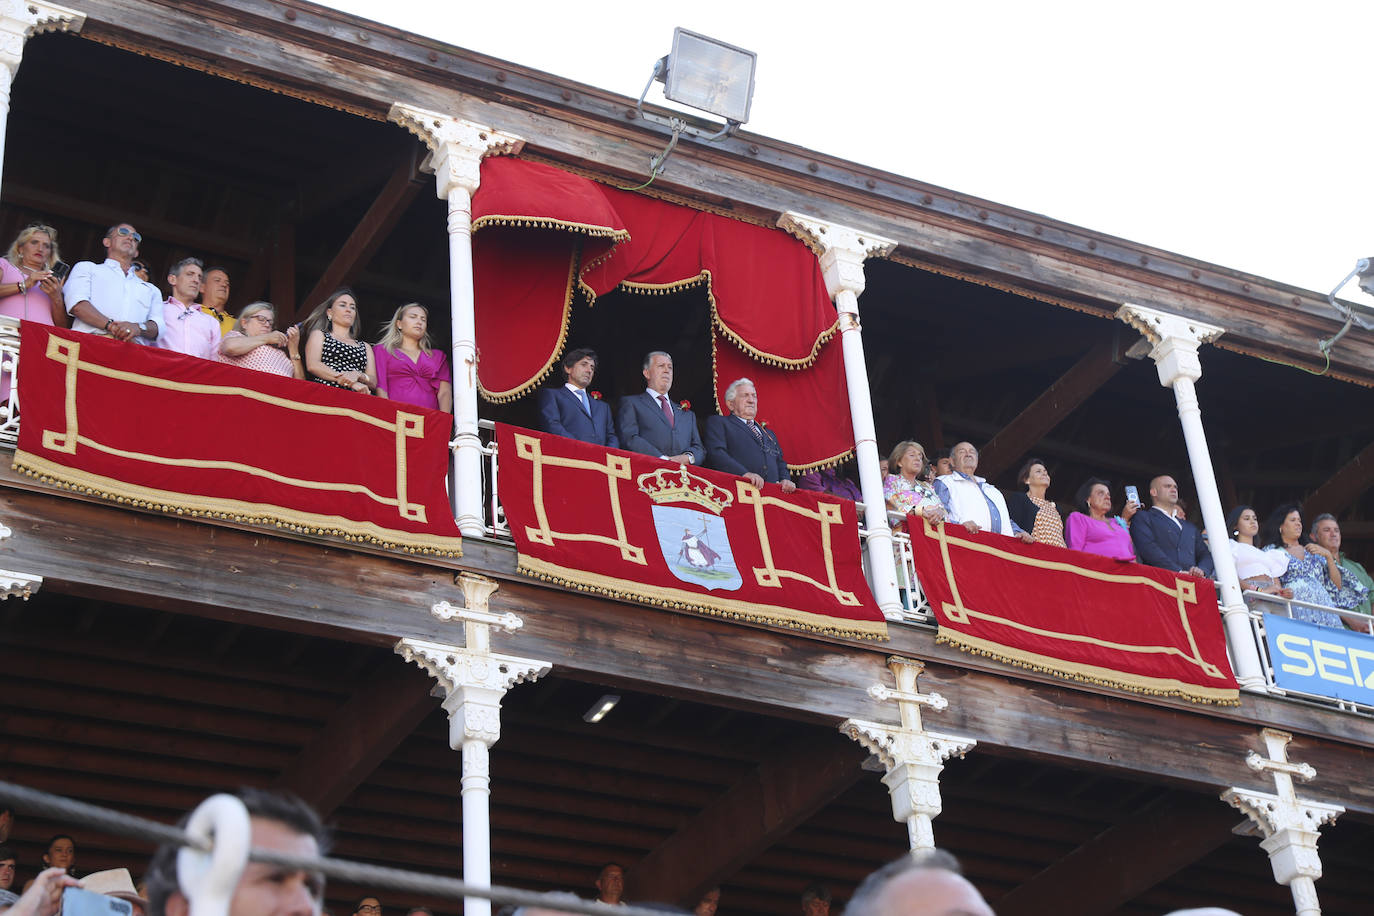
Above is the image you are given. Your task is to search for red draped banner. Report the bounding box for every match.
[498,424,886,640]
[14,323,462,555]
[909,517,1238,704]
[472,156,853,470]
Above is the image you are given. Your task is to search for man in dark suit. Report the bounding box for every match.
[703,377,796,492]
[1130,474,1214,577]
[535,347,618,448]
[615,350,705,466]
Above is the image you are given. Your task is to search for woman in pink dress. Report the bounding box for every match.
[0,223,68,327]
[373,303,452,412]
[0,223,68,402]
[1066,477,1139,561]
[218,302,304,378]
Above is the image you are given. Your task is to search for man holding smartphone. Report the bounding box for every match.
[64,223,161,344]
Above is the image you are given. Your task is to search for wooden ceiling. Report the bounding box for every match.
[4,591,1373,916]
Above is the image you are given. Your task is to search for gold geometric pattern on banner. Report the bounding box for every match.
[514,432,645,563]
[927,517,1225,680]
[40,336,429,523]
[738,481,858,605]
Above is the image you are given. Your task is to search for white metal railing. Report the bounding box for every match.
[0,316,22,447]
[1245,590,1374,715]
[475,419,508,539]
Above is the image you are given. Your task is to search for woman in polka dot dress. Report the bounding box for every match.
[302,288,377,395]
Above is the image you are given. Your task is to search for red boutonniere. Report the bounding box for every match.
[759,419,769,428]
[679,399,691,410]
[589,390,602,400]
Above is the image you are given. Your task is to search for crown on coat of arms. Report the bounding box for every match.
[637,465,733,514]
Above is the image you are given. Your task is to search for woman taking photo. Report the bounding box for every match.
[0,222,67,327]
[302,289,376,394]
[1225,505,1290,598]
[1261,504,1369,629]
[1066,478,1138,561]
[218,302,304,378]
[1005,458,1065,547]
[373,303,451,411]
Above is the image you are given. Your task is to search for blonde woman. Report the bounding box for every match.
[1,222,68,327]
[218,302,303,379]
[302,288,376,394]
[372,302,451,411]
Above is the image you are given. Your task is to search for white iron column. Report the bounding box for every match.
[777,213,902,617]
[1116,304,1264,690]
[1222,729,1343,916]
[0,2,83,193]
[395,574,550,916]
[840,657,975,851]
[389,105,525,535]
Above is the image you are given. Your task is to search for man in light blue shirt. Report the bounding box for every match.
[64,222,161,343]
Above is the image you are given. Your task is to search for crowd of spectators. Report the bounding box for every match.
[1,221,453,414]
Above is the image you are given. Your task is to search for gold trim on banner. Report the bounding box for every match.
[737,480,858,605]
[41,340,430,523]
[479,245,580,404]
[513,432,645,563]
[517,554,887,640]
[936,630,1239,705]
[472,213,630,241]
[13,451,462,557]
[922,517,1237,700]
[927,517,1222,678]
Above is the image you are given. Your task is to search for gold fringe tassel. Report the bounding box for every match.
[935,632,1241,706]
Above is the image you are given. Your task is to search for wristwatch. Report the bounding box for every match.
[137,322,149,336]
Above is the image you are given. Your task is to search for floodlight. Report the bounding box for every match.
[583,694,621,724]
[635,28,758,178]
[1318,256,1374,355]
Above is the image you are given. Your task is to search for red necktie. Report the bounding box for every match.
[658,395,674,428]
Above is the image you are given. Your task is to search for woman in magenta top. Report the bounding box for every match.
[373,303,452,411]
[1066,477,1139,561]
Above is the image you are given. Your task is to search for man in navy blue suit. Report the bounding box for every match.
[1130,474,1214,577]
[535,347,618,448]
[703,377,796,492]
[615,350,705,466]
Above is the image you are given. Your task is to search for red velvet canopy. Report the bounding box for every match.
[471,157,853,470]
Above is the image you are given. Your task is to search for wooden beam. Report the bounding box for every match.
[623,738,868,906]
[1303,439,1374,521]
[272,657,437,816]
[0,183,258,260]
[977,334,1129,480]
[995,791,1241,916]
[299,150,425,310]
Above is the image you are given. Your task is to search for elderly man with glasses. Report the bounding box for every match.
[64,222,162,343]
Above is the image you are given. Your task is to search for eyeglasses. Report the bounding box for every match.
[356,906,382,914]
[113,226,143,243]
[244,314,275,326]
[131,263,148,273]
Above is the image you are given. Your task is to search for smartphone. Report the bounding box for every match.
[1124,485,1140,506]
[62,888,133,916]
[50,260,70,281]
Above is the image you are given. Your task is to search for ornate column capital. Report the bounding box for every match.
[777,211,896,301]
[840,657,974,850]
[396,637,549,748]
[387,103,525,199]
[1116,303,1224,387]
[0,0,84,75]
[1222,728,1343,893]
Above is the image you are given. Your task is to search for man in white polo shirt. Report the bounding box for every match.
[64,222,161,343]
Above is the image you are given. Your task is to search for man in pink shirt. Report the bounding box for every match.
[157,258,220,360]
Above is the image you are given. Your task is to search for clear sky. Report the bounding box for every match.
[320,0,1370,304]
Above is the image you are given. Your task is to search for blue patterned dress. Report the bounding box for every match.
[1266,546,1370,628]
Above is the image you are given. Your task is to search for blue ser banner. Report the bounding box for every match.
[1264,613,1374,705]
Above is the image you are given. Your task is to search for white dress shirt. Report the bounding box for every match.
[64,259,162,340]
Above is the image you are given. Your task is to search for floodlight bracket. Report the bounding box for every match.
[1318,257,1374,355]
